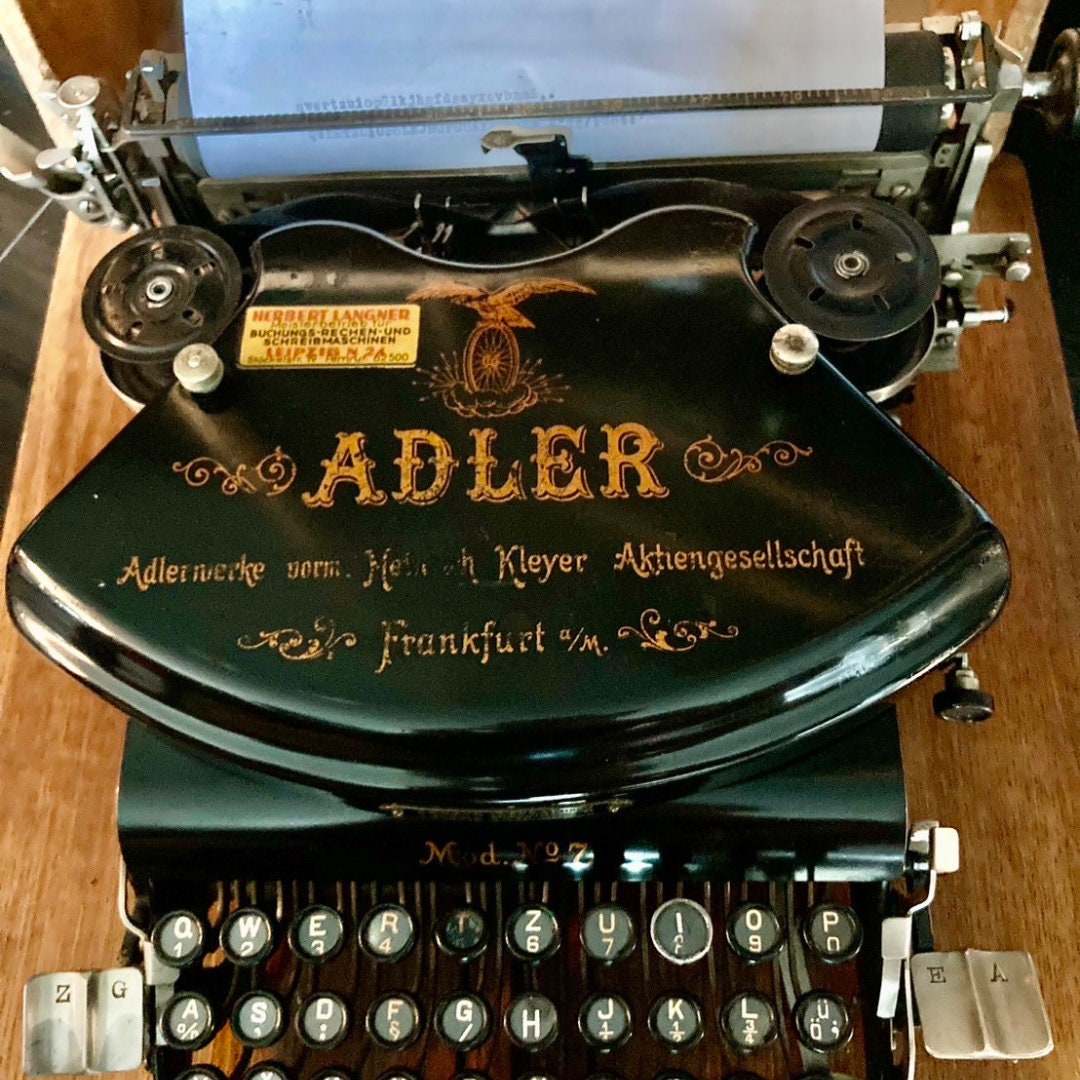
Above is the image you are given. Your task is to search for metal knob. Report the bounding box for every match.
[173,343,224,394]
[933,653,994,723]
[769,324,819,375]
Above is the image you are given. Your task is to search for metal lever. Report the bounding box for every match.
[23,969,145,1075]
[912,950,1053,1059]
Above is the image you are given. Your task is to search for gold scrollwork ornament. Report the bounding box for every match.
[683,437,812,485]
[237,617,357,662]
[618,608,739,653]
[172,446,297,497]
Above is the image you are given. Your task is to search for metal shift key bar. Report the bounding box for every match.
[24,969,144,1076]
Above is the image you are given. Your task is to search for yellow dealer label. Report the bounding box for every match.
[239,304,420,368]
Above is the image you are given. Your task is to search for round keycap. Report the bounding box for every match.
[437,907,488,960]
[152,910,204,967]
[505,992,559,1050]
[720,992,778,1052]
[648,994,703,1050]
[298,992,349,1049]
[794,991,852,1052]
[654,1073,696,1080]
[290,904,344,963]
[161,991,215,1050]
[579,993,632,1049]
[436,993,491,1050]
[582,904,635,962]
[244,1066,289,1080]
[803,903,863,963]
[176,1070,225,1080]
[450,1075,489,1080]
[360,903,416,962]
[232,990,285,1048]
[726,903,784,962]
[506,904,560,961]
[650,898,712,964]
[221,907,275,966]
[312,1073,353,1080]
[377,1072,418,1080]
[367,993,421,1049]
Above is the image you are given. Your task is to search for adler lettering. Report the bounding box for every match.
[302,423,669,509]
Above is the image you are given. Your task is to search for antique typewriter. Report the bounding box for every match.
[7,5,1078,1079]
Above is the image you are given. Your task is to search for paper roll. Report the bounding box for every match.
[182,0,885,179]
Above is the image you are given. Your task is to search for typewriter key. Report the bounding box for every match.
[161,991,215,1050]
[377,1073,418,1080]
[648,994,703,1051]
[367,993,422,1049]
[360,903,415,962]
[802,903,863,963]
[720,992,778,1052]
[290,904,344,963]
[436,993,491,1050]
[176,1070,226,1080]
[298,992,350,1049]
[506,903,560,961]
[221,907,275,966]
[244,1067,289,1080]
[793,991,852,1053]
[437,907,488,960]
[505,992,558,1050]
[581,904,635,962]
[726,903,784,963]
[579,993,632,1049]
[650,898,712,964]
[151,910,204,967]
[232,989,286,1048]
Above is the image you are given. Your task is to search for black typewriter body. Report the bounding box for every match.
[12,11,1075,1078]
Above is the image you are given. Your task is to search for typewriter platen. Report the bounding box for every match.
[7,7,1077,1080]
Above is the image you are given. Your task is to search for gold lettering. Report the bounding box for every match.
[467,428,525,503]
[393,429,458,506]
[302,431,388,508]
[531,425,593,501]
[599,422,669,499]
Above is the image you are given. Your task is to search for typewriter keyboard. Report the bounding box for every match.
[144,880,888,1080]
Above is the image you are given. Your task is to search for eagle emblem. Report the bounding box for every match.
[408,277,595,418]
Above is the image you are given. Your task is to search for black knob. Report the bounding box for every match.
[1041,29,1080,138]
[933,654,994,722]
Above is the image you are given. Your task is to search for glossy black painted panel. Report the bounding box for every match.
[8,207,1008,804]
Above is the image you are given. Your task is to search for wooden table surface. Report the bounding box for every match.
[0,155,1077,1080]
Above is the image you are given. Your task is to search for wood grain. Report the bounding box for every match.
[0,157,1077,1079]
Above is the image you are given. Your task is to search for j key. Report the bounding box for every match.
[367,993,421,1049]
[506,904,560,961]
[244,1067,289,1080]
[160,992,215,1050]
[360,903,416,962]
[794,991,852,1053]
[720,992,778,1052]
[803,903,863,963]
[581,904,635,962]
[505,992,559,1050]
[290,904,344,963]
[437,907,488,960]
[648,994,703,1050]
[650,898,712,964]
[221,907,275,966]
[151,910,204,967]
[579,993,632,1049]
[232,990,285,1048]
[436,993,491,1050]
[727,903,784,962]
[298,992,349,1049]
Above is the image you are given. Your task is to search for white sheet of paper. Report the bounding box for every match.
[183,0,884,179]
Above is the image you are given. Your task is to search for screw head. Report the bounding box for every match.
[770,324,819,375]
[1004,260,1032,283]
